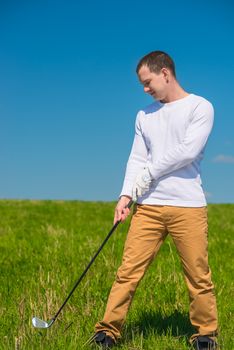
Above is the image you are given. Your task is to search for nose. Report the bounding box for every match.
[144,86,150,93]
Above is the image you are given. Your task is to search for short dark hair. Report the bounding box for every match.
[136,51,176,77]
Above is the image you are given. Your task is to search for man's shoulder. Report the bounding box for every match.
[190,94,214,109]
[136,94,214,119]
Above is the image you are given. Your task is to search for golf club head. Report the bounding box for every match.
[32,316,54,329]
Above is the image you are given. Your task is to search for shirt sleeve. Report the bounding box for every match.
[148,100,214,180]
[119,111,148,197]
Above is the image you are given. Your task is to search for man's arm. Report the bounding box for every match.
[148,100,214,180]
[119,111,148,197]
[114,112,148,224]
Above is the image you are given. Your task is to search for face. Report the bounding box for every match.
[138,65,169,101]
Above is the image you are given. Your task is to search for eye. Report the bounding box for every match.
[144,80,151,87]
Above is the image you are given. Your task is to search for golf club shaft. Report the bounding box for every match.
[53,199,134,321]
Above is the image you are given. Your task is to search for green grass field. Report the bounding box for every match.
[0,200,233,349]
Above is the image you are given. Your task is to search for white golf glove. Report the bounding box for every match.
[132,167,153,202]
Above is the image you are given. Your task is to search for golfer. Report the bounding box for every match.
[92,51,218,349]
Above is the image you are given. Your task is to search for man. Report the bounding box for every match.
[92,51,218,349]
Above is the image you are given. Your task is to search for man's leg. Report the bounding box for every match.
[95,204,167,341]
[166,206,218,342]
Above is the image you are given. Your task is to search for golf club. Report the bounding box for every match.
[32,199,134,329]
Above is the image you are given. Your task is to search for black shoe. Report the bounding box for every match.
[93,331,115,348]
[192,336,218,350]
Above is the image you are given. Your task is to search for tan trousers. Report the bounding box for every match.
[95,205,218,342]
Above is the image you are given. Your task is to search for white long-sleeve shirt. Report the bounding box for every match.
[120,93,214,207]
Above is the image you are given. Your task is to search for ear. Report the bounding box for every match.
[161,67,170,83]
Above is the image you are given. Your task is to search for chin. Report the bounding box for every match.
[157,95,166,102]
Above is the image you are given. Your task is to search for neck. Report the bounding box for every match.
[160,80,189,104]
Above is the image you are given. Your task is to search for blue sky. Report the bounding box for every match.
[0,0,234,202]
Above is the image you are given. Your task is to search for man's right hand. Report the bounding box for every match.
[114,196,132,225]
